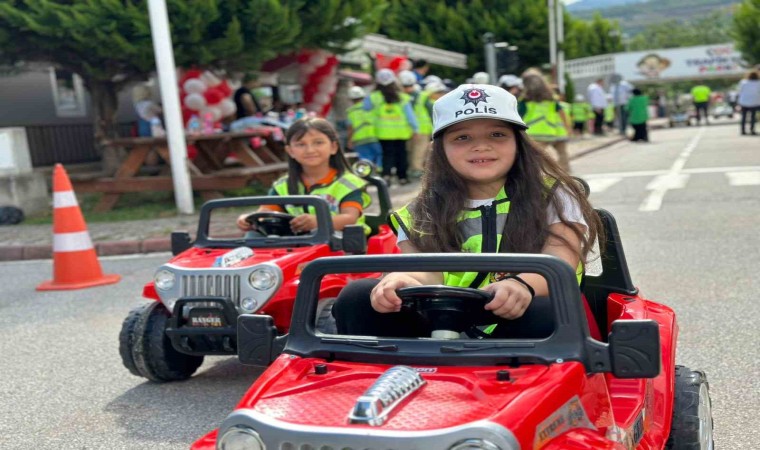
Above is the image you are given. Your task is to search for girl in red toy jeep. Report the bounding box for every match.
[333,84,603,339]
[236,117,371,235]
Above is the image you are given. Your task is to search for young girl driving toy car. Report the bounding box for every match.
[333,84,602,338]
[236,117,371,235]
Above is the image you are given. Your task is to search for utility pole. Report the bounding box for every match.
[483,32,497,86]
[147,0,194,214]
[548,0,557,84]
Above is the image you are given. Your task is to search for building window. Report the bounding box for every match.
[49,68,87,117]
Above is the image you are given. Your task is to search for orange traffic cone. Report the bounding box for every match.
[36,164,121,291]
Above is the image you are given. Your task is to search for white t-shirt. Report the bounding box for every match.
[396,187,587,244]
[587,82,607,109]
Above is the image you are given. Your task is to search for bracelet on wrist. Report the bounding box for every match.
[503,275,535,299]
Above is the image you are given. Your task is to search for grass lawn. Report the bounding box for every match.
[23,183,268,225]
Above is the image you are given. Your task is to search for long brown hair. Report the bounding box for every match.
[284,117,351,194]
[377,82,401,104]
[521,74,556,102]
[407,126,602,262]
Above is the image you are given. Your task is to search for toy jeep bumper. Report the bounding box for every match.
[167,297,240,355]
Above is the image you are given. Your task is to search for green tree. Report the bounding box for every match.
[564,12,624,59]
[733,0,760,65]
[0,0,383,165]
[379,1,621,80]
[627,11,733,51]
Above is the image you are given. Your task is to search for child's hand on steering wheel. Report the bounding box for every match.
[482,279,533,319]
[236,213,252,231]
[289,213,317,234]
[370,273,424,313]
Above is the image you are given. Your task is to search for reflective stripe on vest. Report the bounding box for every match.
[524,101,562,141]
[273,172,371,234]
[347,103,378,146]
[413,91,433,135]
[371,91,413,140]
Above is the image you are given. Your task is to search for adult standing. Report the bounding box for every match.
[586,78,607,136]
[519,75,572,171]
[609,77,633,135]
[412,59,430,84]
[627,88,650,142]
[365,69,418,186]
[737,69,760,136]
[233,73,264,119]
[690,84,712,125]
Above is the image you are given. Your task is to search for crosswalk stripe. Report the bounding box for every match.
[586,177,622,193]
[726,171,760,186]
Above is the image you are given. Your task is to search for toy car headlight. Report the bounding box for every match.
[449,439,502,450]
[216,426,265,450]
[154,269,176,291]
[249,267,278,291]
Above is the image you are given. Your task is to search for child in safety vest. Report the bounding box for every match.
[604,94,616,131]
[570,94,591,137]
[235,117,371,235]
[333,84,603,339]
[365,69,419,187]
[408,81,449,178]
[518,74,572,171]
[346,86,382,169]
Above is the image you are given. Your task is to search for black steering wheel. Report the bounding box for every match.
[244,211,296,236]
[396,286,496,336]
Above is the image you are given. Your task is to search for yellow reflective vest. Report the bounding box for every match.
[413,91,434,135]
[523,101,563,142]
[388,185,583,287]
[272,171,372,235]
[370,91,414,140]
[346,103,378,147]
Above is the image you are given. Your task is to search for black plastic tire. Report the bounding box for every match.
[665,365,714,450]
[118,304,147,377]
[0,206,24,225]
[315,297,337,334]
[129,301,204,382]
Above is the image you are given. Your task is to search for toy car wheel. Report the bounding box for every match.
[666,365,714,450]
[315,297,337,334]
[128,301,204,382]
[119,303,146,377]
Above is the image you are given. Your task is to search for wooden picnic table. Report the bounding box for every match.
[72,129,289,211]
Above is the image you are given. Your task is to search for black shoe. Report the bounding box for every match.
[398,178,410,186]
[752,131,758,136]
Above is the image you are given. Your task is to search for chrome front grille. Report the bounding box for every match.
[181,274,241,305]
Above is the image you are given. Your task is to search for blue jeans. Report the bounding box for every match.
[353,142,383,169]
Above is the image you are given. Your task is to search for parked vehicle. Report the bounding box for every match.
[712,103,735,120]
[119,164,397,382]
[192,208,713,450]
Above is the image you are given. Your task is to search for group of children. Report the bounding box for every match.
[571,89,650,142]
[236,76,602,339]
[345,69,450,186]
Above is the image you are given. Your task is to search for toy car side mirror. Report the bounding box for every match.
[342,225,367,254]
[608,320,661,378]
[237,314,287,366]
[170,231,192,255]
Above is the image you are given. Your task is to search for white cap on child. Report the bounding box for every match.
[398,70,417,87]
[375,69,397,86]
[348,86,366,99]
[432,84,527,137]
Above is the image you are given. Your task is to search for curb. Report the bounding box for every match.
[0,237,172,262]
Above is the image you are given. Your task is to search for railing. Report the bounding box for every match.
[26,123,135,167]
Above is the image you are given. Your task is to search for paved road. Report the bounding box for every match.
[1,122,757,449]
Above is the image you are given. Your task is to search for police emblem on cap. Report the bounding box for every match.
[460,88,489,107]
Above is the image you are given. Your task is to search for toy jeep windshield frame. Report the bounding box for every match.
[241,249,660,378]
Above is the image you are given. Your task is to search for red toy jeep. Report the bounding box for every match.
[192,209,713,450]
[119,168,397,382]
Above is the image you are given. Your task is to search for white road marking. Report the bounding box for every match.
[580,166,760,179]
[639,127,705,212]
[726,171,760,186]
[586,177,623,193]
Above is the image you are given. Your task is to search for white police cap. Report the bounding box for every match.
[432,84,527,136]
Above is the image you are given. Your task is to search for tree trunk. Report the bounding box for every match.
[88,80,121,175]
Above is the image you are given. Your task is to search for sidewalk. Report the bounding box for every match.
[0,131,631,261]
